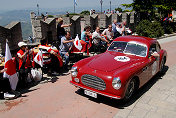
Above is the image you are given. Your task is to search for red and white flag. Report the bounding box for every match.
[34,50,43,67]
[74,35,82,51]
[3,41,18,90]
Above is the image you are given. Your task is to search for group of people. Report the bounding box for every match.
[0,41,32,100]
[56,17,131,69]
[0,34,71,100]
[80,19,129,50]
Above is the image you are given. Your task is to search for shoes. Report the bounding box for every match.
[4,90,21,100]
[47,72,52,76]
[10,90,21,98]
[52,71,60,76]
[4,92,15,100]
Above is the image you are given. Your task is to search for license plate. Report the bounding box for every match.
[84,90,97,98]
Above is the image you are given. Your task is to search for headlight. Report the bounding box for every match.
[112,77,121,90]
[71,67,78,77]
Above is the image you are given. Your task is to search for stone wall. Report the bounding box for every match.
[0,22,22,54]
[30,12,57,43]
[30,12,140,42]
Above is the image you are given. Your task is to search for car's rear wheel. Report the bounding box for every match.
[123,78,137,102]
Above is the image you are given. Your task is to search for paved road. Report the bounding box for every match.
[0,36,176,118]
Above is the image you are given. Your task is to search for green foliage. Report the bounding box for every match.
[165,25,173,34]
[80,10,90,15]
[136,20,164,38]
[123,10,130,12]
[171,22,176,32]
[47,15,54,18]
[115,7,122,12]
[122,0,176,18]
[121,3,133,8]
[67,13,79,17]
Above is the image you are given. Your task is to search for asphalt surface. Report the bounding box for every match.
[0,35,176,118]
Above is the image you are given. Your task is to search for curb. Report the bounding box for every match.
[154,33,176,40]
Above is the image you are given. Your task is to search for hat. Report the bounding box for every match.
[18,42,27,47]
[57,18,63,23]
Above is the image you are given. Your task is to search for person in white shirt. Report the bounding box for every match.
[102,24,114,41]
[116,23,125,36]
[92,26,109,46]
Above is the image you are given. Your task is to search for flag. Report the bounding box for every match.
[74,35,82,51]
[34,50,43,67]
[74,0,77,5]
[3,41,18,90]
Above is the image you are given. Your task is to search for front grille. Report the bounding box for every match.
[81,74,106,90]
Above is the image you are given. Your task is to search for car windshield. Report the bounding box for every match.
[108,41,147,57]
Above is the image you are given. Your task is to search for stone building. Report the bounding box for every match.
[0,21,22,55]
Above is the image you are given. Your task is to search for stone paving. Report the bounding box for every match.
[113,64,176,118]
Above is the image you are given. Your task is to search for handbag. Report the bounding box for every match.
[31,69,42,82]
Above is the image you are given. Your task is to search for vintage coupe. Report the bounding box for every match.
[70,36,167,101]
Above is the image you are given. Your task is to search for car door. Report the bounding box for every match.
[147,43,160,79]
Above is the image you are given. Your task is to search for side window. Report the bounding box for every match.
[149,44,157,57]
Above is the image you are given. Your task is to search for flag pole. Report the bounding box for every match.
[74,0,75,13]
[41,49,43,79]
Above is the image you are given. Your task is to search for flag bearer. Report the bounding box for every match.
[17,42,32,88]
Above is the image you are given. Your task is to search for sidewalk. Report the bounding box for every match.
[157,33,176,44]
[113,64,176,118]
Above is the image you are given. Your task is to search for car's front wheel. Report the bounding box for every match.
[160,56,166,73]
[123,78,137,102]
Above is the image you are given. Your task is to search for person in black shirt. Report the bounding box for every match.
[57,18,72,45]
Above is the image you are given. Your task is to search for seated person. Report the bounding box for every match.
[59,31,74,70]
[0,68,21,100]
[116,23,125,37]
[38,38,62,75]
[81,26,92,43]
[102,24,114,41]
[17,42,32,88]
[92,26,109,46]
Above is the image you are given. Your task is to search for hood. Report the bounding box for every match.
[88,51,144,72]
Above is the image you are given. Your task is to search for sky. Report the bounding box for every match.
[0,0,133,12]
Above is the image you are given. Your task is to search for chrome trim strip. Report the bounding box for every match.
[70,82,121,99]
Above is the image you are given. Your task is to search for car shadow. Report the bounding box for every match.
[75,65,169,109]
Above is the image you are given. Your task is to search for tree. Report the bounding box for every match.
[115,7,122,12]
[153,0,176,17]
[122,0,176,19]
[80,10,90,15]
[122,0,156,20]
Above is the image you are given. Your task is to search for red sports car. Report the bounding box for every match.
[70,36,167,101]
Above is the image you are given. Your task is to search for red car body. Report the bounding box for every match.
[70,36,167,100]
